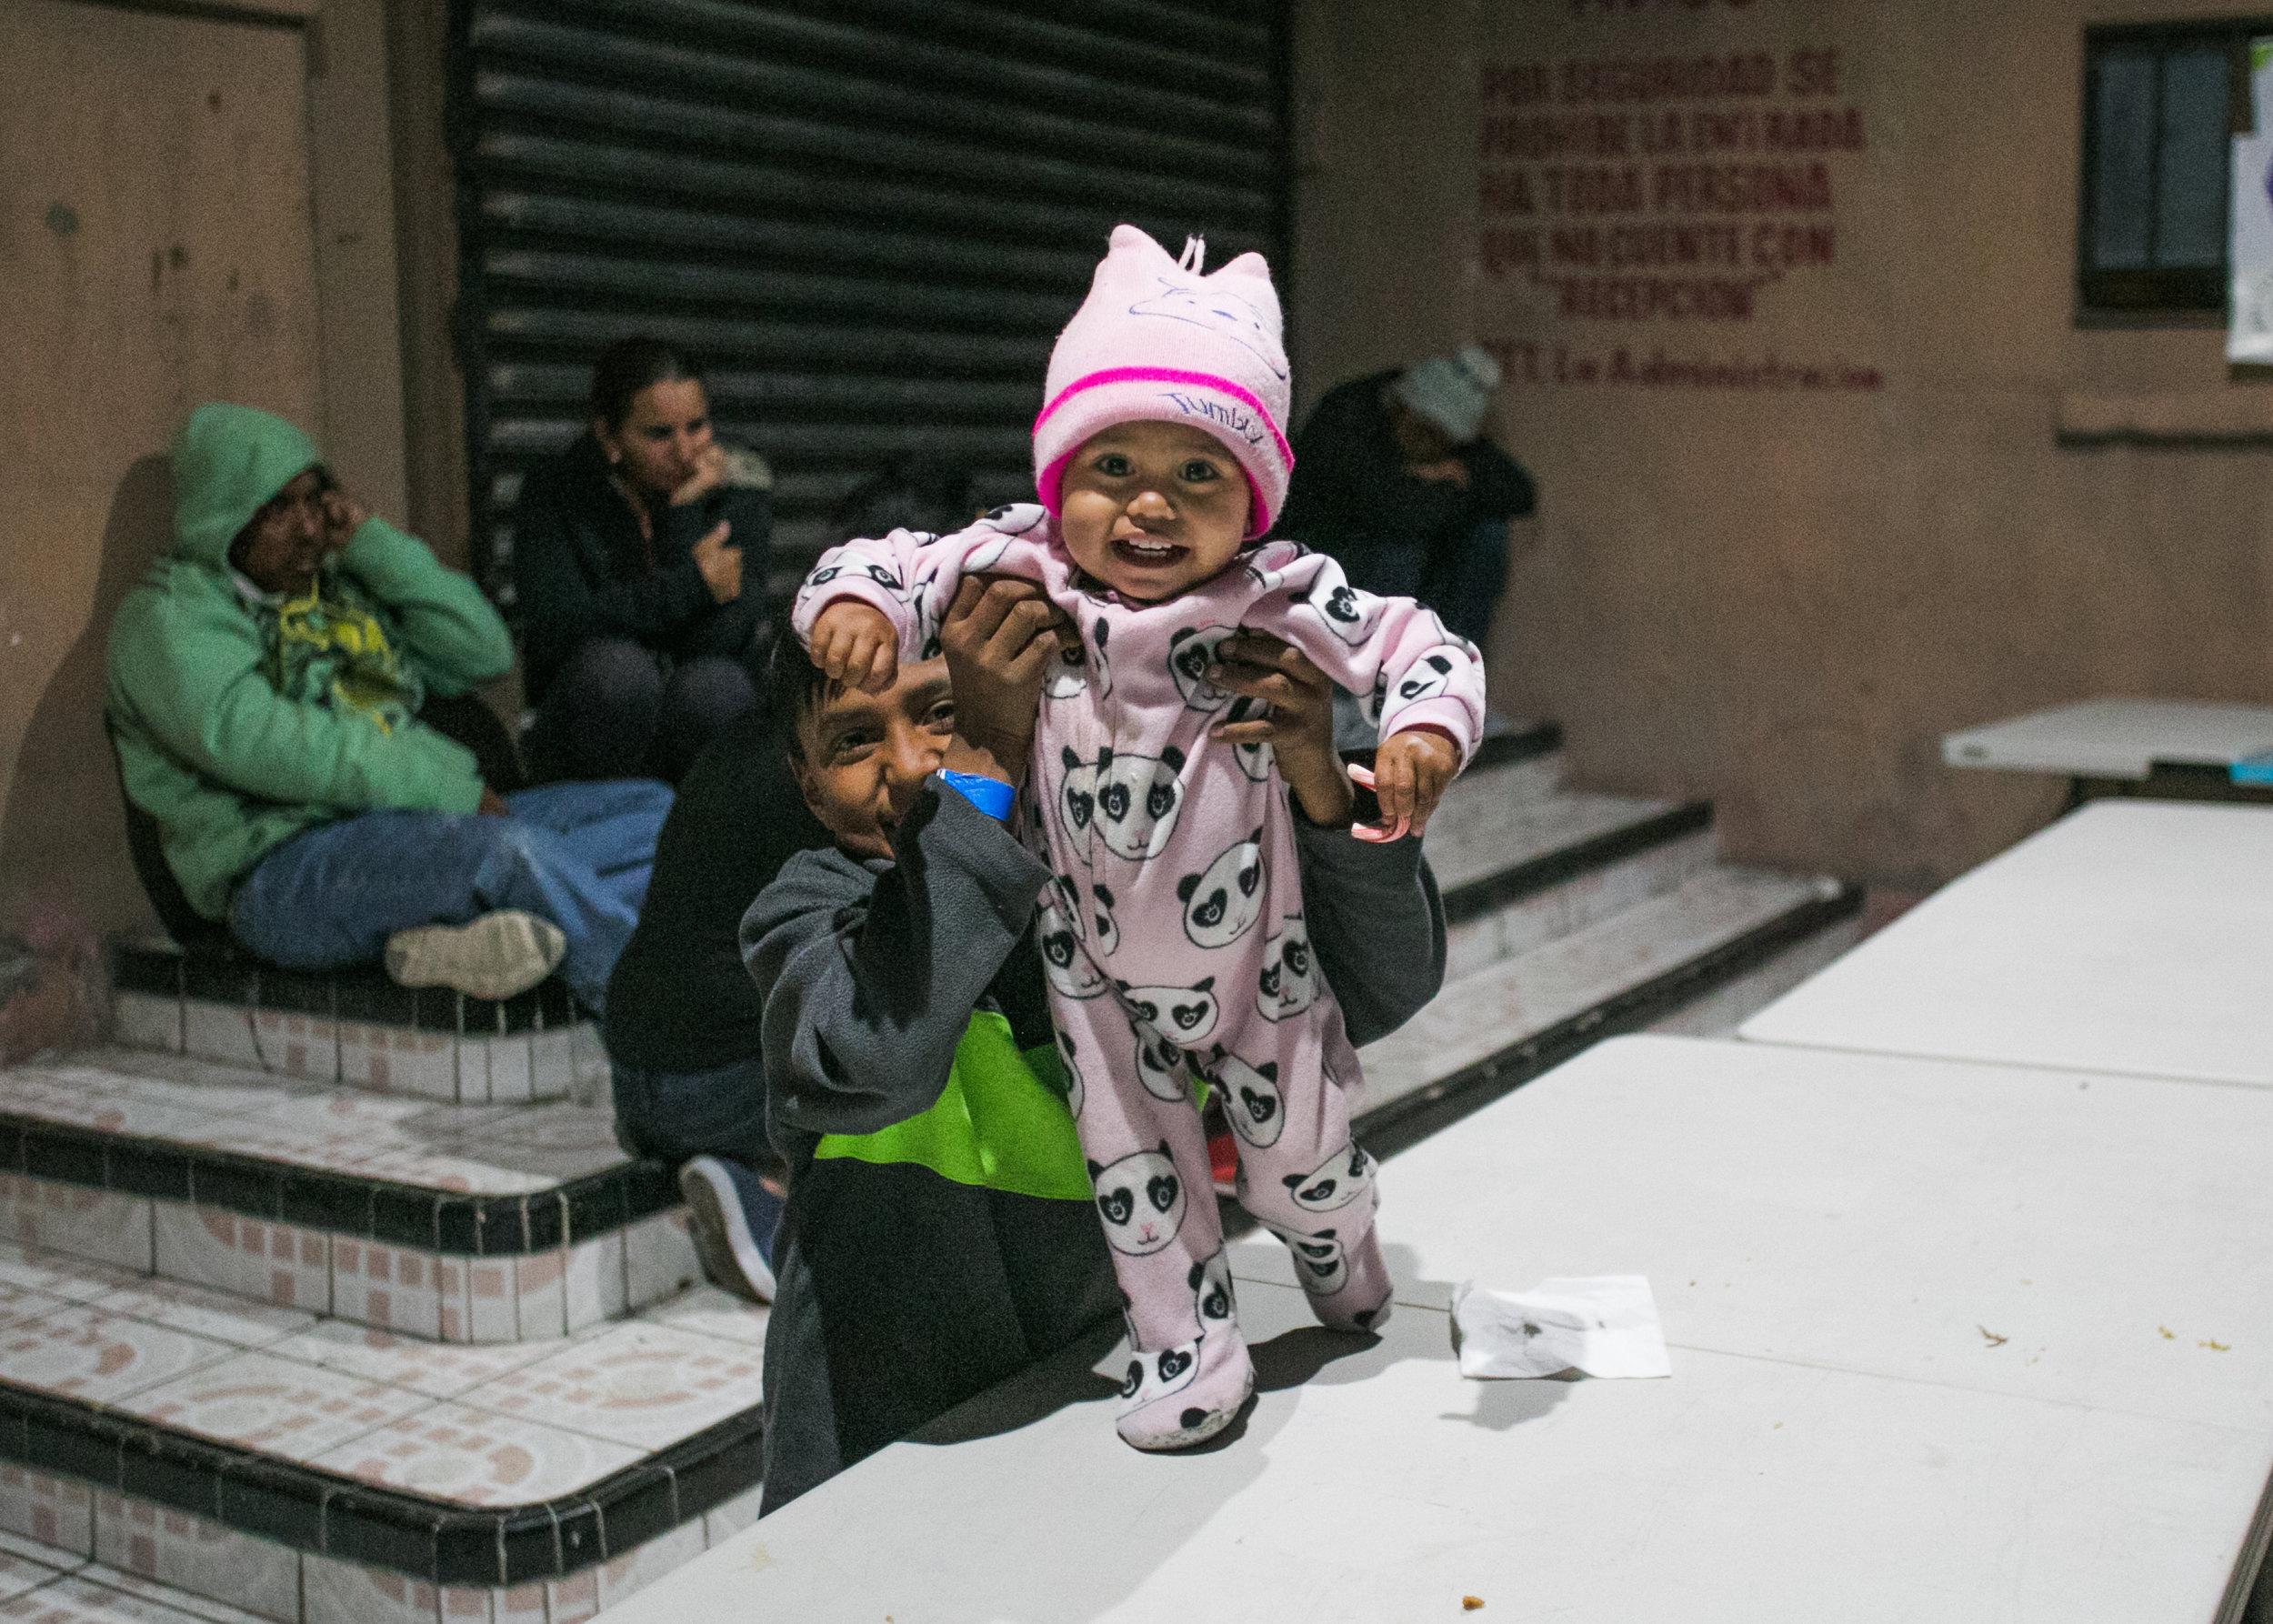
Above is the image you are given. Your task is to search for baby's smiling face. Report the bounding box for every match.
[1056,420,1250,604]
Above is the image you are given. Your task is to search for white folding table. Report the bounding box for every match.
[1739,799,2273,1086]
[1942,697,2273,782]
[603,1036,2273,1623]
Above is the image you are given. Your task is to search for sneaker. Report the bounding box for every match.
[679,1155,782,1304]
[385,911,564,1001]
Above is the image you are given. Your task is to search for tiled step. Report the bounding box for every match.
[1354,866,1862,1149]
[111,947,603,1107]
[1644,912,1868,1040]
[1462,717,1561,775]
[0,1050,696,1343]
[0,1238,770,1621]
[1433,790,1717,982]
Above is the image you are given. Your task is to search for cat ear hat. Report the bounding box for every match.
[1032,224,1294,541]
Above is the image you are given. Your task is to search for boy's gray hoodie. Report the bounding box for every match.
[741,780,1447,1511]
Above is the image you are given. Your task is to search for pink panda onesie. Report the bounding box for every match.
[792,225,1486,1450]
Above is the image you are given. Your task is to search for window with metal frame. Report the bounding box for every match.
[448,0,1289,604]
[2078,20,2261,317]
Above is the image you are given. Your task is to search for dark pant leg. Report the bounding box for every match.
[609,1056,771,1168]
[1421,519,1512,647]
[649,656,757,785]
[530,637,666,783]
[1332,540,1429,604]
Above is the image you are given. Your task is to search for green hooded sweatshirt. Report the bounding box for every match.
[105,404,515,921]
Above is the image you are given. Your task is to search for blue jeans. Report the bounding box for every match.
[608,1055,772,1169]
[228,781,673,1013]
[1338,519,1511,647]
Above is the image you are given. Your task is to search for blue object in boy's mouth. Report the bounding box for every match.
[2231,750,2273,786]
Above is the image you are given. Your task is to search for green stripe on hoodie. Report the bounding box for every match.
[105,404,515,921]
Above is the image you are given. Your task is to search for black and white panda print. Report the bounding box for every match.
[1057,746,1097,866]
[1117,976,1219,1046]
[1223,697,1275,782]
[1056,1029,1086,1118]
[1281,1139,1376,1214]
[1166,625,1238,712]
[1393,651,1457,707]
[1176,827,1267,949]
[980,502,1048,535]
[1298,576,1384,648]
[1190,1248,1236,1326]
[1362,666,1389,728]
[1133,1023,1189,1102]
[1120,1335,1203,1407]
[1243,538,1307,591]
[854,560,905,595]
[1044,637,1089,700]
[904,561,947,659]
[1087,1141,1186,1256]
[1091,883,1121,956]
[1255,913,1317,1023]
[1267,1223,1347,1296]
[1094,744,1185,859]
[1089,617,1114,697]
[1195,1046,1283,1148]
[958,531,1016,575]
[1037,893,1105,1000]
[1048,874,1085,941]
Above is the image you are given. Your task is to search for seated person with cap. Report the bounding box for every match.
[1277,344,1537,649]
[106,403,671,1010]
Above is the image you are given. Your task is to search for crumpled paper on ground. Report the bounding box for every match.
[1450,1275,1671,1379]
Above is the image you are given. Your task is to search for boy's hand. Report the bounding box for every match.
[1206,631,1353,827]
[1370,727,1459,838]
[939,576,1066,789]
[810,600,897,693]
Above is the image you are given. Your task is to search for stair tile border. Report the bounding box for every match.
[114,952,579,1041]
[1358,881,1866,1157]
[1465,721,1562,773]
[0,1115,676,1258]
[1437,800,1716,927]
[0,1377,766,1590]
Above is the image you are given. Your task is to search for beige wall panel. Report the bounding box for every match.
[308,0,411,520]
[0,0,323,935]
[1295,0,2273,888]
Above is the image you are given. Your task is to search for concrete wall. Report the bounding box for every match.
[1292,0,2273,888]
[0,0,408,939]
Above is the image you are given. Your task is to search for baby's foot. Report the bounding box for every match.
[1115,1328,1254,1452]
[1287,1224,1395,1334]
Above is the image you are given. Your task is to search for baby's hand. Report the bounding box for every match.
[809,600,898,693]
[1366,727,1460,840]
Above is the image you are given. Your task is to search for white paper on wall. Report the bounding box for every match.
[2228,41,2273,361]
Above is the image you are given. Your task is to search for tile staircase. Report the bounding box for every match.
[0,719,1862,1622]
[1349,724,1863,1150]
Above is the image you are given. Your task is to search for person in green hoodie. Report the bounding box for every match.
[105,403,672,1009]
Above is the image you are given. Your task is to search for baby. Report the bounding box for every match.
[794,226,1486,1450]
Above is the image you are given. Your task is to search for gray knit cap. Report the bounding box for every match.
[1391,344,1502,442]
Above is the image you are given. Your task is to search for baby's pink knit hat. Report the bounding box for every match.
[1033,225,1292,540]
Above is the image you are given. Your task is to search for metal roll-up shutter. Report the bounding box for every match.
[449,0,1290,603]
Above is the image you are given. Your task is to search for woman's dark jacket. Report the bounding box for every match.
[511,434,774,700]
